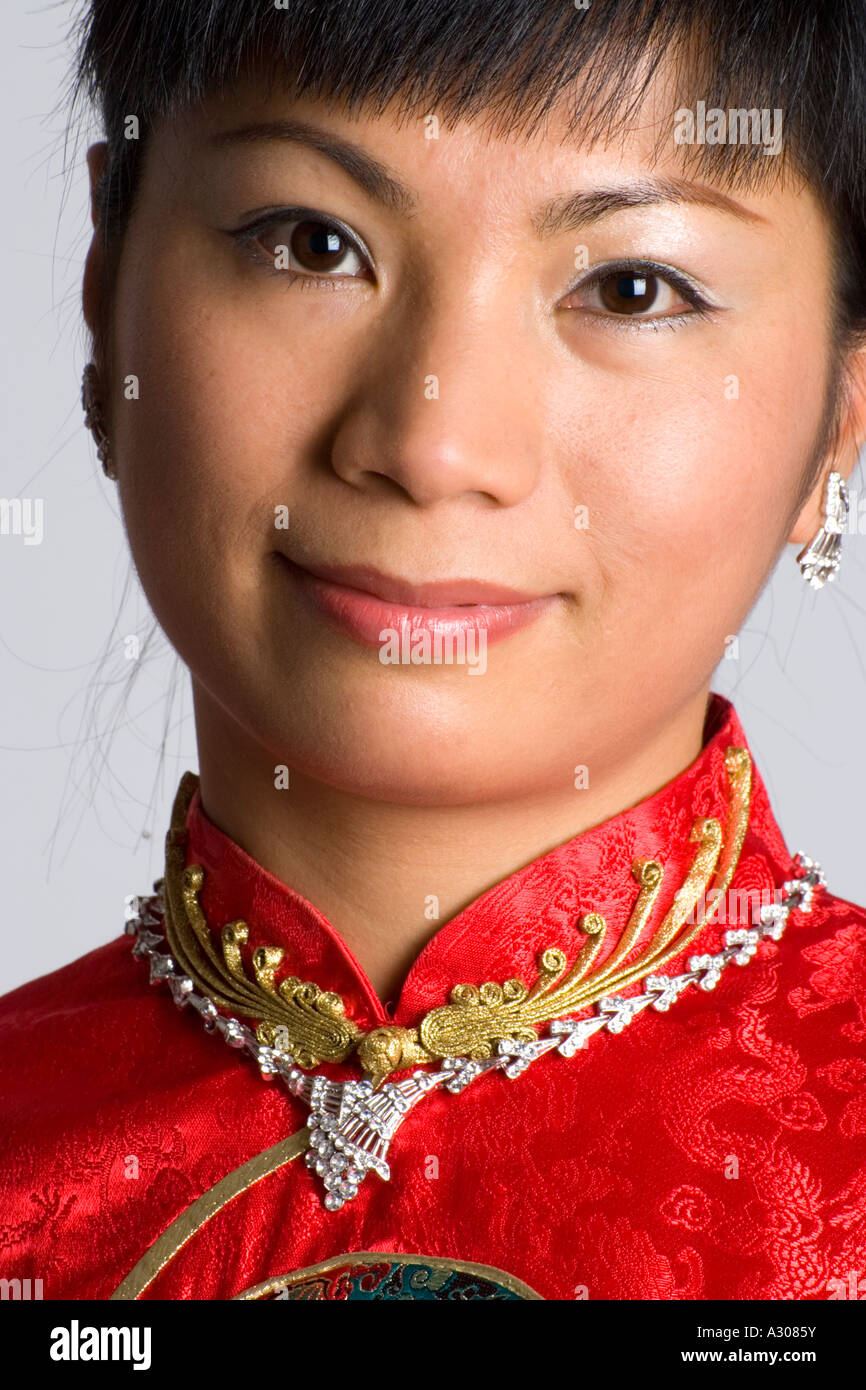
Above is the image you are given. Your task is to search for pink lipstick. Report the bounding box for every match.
[277,556,559,649]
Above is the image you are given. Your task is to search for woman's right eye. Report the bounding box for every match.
[232,212,372,282]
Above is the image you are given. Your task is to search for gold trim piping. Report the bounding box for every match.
[109,1128,309,1301]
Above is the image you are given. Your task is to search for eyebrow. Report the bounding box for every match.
[535,176,767,233]
[208,119,768,231]
[209,119,415,214]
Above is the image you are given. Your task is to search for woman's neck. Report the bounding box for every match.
[191,684,711,1004]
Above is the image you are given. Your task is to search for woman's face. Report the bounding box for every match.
[87,70,845,803]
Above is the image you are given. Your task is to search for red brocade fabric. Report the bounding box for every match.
[1,693,865,1300]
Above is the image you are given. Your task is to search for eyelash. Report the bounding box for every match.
[228,206,371,288]
[567,259,718,333]
[228,210,719,328]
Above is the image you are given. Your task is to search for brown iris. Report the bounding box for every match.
[598,272,659,315]
[259,219,349,271]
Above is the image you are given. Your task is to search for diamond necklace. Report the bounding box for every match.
[126,852,825,1211]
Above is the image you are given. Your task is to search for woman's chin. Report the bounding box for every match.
[270,725,555,806]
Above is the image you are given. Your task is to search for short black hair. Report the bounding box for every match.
[68,0,866,346]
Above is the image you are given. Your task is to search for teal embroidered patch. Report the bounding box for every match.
[235,1252,542,1300]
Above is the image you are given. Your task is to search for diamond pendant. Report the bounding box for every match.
[283,1068,448,1210]
[279,1037,562,1208]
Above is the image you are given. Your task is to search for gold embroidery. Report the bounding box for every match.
[355,1024,432,1082]
[416,917,606,1063]
[162,785,362,1069]
[594,745,751,998]
[160,748,751,1086]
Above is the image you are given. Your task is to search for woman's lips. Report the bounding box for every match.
[277,556,559,648]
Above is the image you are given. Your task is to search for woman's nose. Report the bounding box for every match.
[327,282,548,509]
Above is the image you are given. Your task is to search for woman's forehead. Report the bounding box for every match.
[152,71,802,234]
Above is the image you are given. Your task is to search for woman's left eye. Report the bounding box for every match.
[230,210,371,281]
[564,264,713,325]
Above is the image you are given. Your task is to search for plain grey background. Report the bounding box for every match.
[2,2,864,997]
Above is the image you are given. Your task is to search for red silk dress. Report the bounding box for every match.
[1,693,865,1301]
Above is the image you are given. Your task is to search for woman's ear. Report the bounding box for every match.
[82,142,109,339]
[788,344,866,546]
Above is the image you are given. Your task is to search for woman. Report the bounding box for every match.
[1,0,865,1301]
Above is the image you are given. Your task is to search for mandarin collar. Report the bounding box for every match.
[178,693,792,1034]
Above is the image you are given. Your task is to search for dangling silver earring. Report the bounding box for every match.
[81,362,118,480]
[796,470,849,588]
